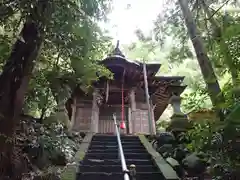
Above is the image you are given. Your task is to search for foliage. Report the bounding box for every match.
[0,0,113,118]
[121,1,240,178]
[186,120,216,152]
[184,102,240,177]
[0,0,113,178]
[121,1,240,115]
[182,88,212,113]
[156,120,170,129]
[17,115,83,179]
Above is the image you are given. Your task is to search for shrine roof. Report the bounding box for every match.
[150,76,185,82]
[67,41,188,121]
[100,56,161,76]
[100,40,162,76]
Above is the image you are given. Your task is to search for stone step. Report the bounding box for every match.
[76,172,165,180]
[87,148,147,154]
[77,135,167,180]
[78,164,160,173]
[81,159,155,166]
[85,152,151,160]
[92,135,139,142]
[88,144,145,150]
[90,140,142,146]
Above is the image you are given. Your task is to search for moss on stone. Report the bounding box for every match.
[76,151,86,161]
[170,113,187,119]
[138,135,180,180]
[60,133,93,180]
[60,165,76,180]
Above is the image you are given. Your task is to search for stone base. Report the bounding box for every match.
[167,113,192,132]
[166,113,192,143]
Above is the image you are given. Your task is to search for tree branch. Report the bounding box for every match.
[206,0,232,20]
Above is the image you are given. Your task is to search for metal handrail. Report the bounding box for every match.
[113,113,130,180]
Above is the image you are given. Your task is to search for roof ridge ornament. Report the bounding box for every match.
[116,40,120,49]
[108,40,125,58]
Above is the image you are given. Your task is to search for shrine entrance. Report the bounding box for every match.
[98,105,129,134]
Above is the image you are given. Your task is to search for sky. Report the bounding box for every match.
[100,0,165,45]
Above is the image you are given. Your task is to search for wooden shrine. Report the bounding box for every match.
[66,42,187,135]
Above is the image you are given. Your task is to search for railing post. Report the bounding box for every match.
[113,113,130,180]
[129,164,136,180]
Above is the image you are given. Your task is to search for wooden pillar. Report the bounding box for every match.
[91,89,99,133]
[143,63,154,135]
[69,97,77,131]
[128,107,132,134]
[150,100,156,135]
[129,89,136,134]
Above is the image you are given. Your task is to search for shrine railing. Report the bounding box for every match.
[113,113,130,180]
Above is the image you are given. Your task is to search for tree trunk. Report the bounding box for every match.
[39,107,47,123]
[201,0,239,88]
[0,1,48,178]
[178,0,225,119]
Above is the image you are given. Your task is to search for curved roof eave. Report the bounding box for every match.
[101,56,161,74]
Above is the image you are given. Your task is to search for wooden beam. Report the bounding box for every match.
[143,62,154,135]
[96,87,129,91]
[101,104,130,108]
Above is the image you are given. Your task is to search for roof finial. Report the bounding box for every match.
[116,40,120,49]
[108,40,125,58]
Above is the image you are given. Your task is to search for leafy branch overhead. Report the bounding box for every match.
[0,1,113,177]
[152,0,240,109]
[0,0,113,117]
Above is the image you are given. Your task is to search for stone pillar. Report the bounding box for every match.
[150,100,156,135]
[91,89,99,133]
[168,94,190,133]
[129,89,136,134]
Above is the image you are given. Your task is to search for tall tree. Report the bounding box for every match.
[0,0,112,178]
[178,0,225,118]
[200,0,239,88]
[0,1,49,177]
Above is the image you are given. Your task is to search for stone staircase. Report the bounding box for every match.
[76,134,165,180]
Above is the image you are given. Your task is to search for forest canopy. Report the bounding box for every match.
[123,0,240,115]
